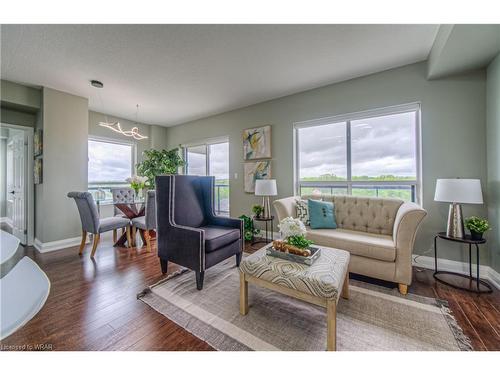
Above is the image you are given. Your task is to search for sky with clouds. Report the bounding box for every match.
[88,140,132,183]
[299,112,416,179]
[187,142,229,180]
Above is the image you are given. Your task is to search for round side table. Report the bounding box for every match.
[433,232,492,293]
[251,216,274,246]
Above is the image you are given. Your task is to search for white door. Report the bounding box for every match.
[9,133,27,244]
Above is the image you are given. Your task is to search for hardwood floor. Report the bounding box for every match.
[1,232,499,351]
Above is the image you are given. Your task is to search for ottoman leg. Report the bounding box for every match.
[326,300,337,351]
[240,272,248,315]
[341,272,350,300]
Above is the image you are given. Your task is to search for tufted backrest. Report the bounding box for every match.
[302,195,403,235]
[111,188,135,216]
[67,191,100,234]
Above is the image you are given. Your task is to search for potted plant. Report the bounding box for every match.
[278,217,313,250]
[238,214,260,242]
[136,148,185,188]
[465,216,490,240]
[252,204,264,218]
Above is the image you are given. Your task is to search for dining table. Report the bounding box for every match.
[97,200,156,247]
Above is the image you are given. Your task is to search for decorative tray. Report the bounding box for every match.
[266,246,321,266]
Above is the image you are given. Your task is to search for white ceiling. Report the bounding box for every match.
[1,24,439,126]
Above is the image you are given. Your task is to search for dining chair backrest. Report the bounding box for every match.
[67,192,100,234]
[145,190,156,229]
[111,188,135,216]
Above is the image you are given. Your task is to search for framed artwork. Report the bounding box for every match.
[244,161,271,193]
[243,125,271,160]
[34,158,43,184]
[34,129,43,157]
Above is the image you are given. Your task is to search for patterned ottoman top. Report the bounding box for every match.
[240,245,350,301]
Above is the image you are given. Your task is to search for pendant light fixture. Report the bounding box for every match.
[91,80,148,140]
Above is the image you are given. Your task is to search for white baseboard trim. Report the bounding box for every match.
[34,236,89,253]
[0,217,13,227]
[412,254,500,290]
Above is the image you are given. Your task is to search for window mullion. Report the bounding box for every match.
[346,121,352,195]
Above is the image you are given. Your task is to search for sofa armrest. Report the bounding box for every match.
[273,196,300,223]
[392,202,427,284]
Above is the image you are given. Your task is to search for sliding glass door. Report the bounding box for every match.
[185,140,229,215]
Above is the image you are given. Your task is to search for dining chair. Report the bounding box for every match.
[111,187,135,242]
[67,192,132,257]
[131,190,156,252]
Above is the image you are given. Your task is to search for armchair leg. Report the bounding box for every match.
[78,231,87,255]
[90,233,100,258]
[235,252,242,267]
[398,283,408,295]
[196,271,205,290]
[160,258,169,274]
[112,229,117,243]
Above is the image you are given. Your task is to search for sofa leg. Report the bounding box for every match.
[160,259,169,274]
[398,283,408,295]
[196,271,205,290]
[236,252,242,267]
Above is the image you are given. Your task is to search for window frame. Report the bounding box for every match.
[181,136,230,214]
[293,103,422,204]
[87,135,137,186]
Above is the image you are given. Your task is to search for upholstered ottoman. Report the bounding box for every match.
[239,244,350,351]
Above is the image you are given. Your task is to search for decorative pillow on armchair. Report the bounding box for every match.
[308,199,337,229]
[295,199,310,226]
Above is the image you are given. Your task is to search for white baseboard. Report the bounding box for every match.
[34,236,90,253]
[412,254,500,290]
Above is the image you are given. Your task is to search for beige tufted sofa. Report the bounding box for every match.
[273,195,427,294]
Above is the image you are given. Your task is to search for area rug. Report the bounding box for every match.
[138,257,472,351]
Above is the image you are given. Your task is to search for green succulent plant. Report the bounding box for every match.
[465,216,490,234]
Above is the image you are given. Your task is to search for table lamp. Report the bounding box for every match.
[434,178,483,238]
[255,179,277,219]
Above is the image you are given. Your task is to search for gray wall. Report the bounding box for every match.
[487,53,500,272]
[166,62,488,265]
[37,87,89,243]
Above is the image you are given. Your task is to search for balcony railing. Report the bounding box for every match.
[215,184,229,214]
[89,183,230,214]
[299,181,417,202]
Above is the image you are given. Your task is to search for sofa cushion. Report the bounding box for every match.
[308,199,337,229]
[306,228,396,262]
[200,225,241,253]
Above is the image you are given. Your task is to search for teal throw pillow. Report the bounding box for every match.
[308,199,337,229]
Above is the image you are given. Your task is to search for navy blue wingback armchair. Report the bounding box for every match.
[155,175,244,290]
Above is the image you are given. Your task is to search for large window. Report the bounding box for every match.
[295,104,420,202]
[184,140,230,214]
[88,138,135,201]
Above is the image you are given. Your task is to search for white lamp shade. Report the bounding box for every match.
[434,179,483,204]
[255,179,277,196]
